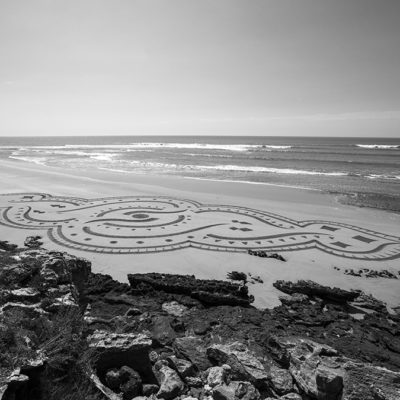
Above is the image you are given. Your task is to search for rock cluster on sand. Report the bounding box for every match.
[344,267,399,279]
[273,280,360,303]
[0,238,400,400]
[247,250,286,262]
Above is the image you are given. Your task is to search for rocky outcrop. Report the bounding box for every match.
[207,342,269,388]
[87,331,153,379]
[1,238,400,400]
[128,273,254,306]
[266,336,400,400]
[349,292,387,312]
[273,280,360,303]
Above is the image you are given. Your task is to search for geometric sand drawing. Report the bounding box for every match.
[1,193,400,260]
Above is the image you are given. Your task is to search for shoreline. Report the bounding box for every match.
[0,158,399,309]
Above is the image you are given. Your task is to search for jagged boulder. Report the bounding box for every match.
[342,362,400,400]
[207,342,269,389]
[0,264,34,286]
[266,336,400,400]
[151,315,177,346]
[206,365,231,387]
[153,361,185,399]
[279,293,309,307]
[267,337,343,399]
[0,240,18,251]
[349,292,387,312]
[24,236,43,249]
[167,356,195,378]
[39,252,91,296]
[173,336,212,371]
[266,363,294,396]
[273,280,360,303]
[213,381,260,400]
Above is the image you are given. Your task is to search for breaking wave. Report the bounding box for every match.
[356,144,400,150]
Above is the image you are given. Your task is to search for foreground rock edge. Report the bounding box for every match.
[0,239,399,400]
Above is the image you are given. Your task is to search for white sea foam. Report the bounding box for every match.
[184,177,321,191]
[1,143,292,152]
[125,161,347,176]
[195,165,348,176]
[356,144,400,149]
[9,156,48,166]
[366,174,400,180]
[88,153,117,162]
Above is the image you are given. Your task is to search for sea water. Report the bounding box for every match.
[0,136,399,197]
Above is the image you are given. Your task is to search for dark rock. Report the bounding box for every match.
[342,361,400,399]
[105,368,121,391]
[213,381,260,400]
[273,280,360,303]
[154,363,185,399]
[167,355,195,378]
[24,235,43,249]
[125,307,142,316]
[207,343,268,389]
[104,294,136,306]
[151,315,177,346]
[119,366,142,400]
[349,292,387,312]
[266,362,294,396]
[264,336,400,400]
[128,273,253,306]
[269,337,343,399]
[173,336,212,371]
[142,383,159,396]
[278,293,309,307]
[185,376,204,388]
[0,240,18,251]
[87,331,154,382]
[227,271,247,282]
[206,365,230,387]
[0,264,35,286]
[192,320,211,335]
[248,250,286,262]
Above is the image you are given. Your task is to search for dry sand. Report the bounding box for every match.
[0,158,399,309]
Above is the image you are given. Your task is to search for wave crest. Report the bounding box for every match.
[356,144,400,149]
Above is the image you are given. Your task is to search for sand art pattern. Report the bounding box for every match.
[0,193,400,260]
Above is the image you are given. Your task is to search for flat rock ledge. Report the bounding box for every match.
[273,280,360,303]
[128,273,254,306]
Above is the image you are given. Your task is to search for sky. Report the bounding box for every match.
[0,0,399,137]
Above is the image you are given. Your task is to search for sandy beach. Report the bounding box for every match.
[0,158,399,309]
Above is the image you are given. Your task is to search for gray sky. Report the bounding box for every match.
[1,0,399,137]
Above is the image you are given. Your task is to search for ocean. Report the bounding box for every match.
[1,136,399,199]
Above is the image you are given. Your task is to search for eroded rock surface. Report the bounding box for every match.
[128,273,254,306]
[1,239,399,400]
[273,280,360,303]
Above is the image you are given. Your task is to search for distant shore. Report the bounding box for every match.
[0,157,399,309]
